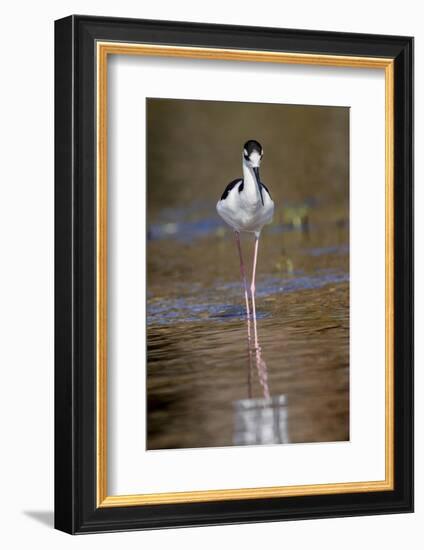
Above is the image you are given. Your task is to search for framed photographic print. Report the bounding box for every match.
[54,15,413,534]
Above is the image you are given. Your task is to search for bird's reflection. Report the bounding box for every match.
[233,310,289,446]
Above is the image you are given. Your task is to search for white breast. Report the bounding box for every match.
[217,184,274,234]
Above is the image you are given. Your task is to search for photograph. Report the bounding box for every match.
[146,97,350,450]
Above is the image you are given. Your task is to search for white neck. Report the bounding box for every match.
[242,159,260,202]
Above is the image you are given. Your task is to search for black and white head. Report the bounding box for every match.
[243,139,263,168]
[243,140,264,205]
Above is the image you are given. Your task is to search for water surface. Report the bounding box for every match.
[147,215,349,449]
[146,98,349,450]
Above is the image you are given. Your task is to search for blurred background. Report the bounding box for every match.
[146,98,349,450]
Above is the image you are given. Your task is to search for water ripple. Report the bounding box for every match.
[147,268,348,325]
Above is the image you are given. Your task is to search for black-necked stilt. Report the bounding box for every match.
[216,140,274,346]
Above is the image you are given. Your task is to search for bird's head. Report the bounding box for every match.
[242,140,264,205]
[242,139,263,169]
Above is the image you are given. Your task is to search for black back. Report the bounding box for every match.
[220,178,243,200]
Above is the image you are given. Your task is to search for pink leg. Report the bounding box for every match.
[250,234,260,351]
[249,234,270,399]
[235,232,252,344]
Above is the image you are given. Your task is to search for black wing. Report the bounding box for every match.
[260,182,272,200]
[220,178,243,201]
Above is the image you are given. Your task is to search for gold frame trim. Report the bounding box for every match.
[96,42,395,508]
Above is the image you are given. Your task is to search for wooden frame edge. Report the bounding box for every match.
[96,41,108,507]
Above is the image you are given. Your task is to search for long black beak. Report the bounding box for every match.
[253,167,264,206]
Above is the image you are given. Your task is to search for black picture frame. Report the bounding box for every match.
[55,14,413,534]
